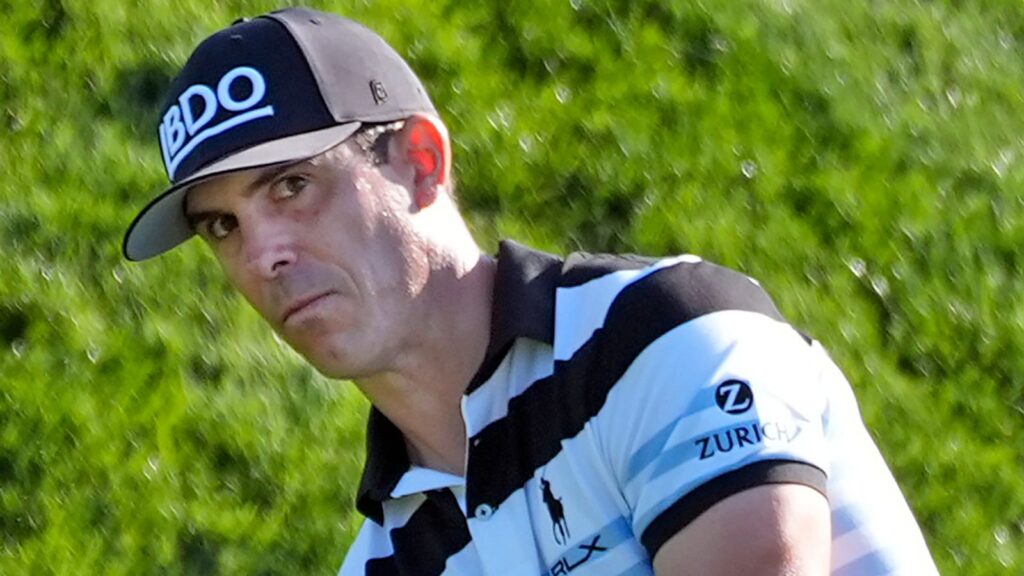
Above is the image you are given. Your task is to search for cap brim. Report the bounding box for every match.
[123,122,361,261]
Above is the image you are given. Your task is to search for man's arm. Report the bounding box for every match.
[653,483,831,575]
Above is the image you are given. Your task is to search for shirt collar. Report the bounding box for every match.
[355,240,563,523]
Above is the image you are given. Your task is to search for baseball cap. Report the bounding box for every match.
[122,7,436,261]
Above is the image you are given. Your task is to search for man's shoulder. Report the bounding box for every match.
[546,247,793,367]
[558,248,785,325]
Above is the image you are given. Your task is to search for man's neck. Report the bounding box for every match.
[355,250,496,477]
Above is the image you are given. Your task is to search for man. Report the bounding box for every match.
[123,7,939,575]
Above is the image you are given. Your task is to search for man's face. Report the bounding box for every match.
[184,143,425,379]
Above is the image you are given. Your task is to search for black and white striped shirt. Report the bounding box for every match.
[340,241,937,575]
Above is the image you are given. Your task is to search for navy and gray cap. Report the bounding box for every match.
[122,7,436,261]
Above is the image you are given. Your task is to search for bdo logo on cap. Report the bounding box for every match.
[159,66,275,179]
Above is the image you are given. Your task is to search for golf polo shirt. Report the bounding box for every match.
[339,241,938,575]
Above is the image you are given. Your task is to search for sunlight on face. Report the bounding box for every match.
[184,142,429,379]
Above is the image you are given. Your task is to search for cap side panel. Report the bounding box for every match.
[266,9,436,123]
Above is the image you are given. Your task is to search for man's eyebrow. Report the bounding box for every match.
[184,160,311,230]
[244,160,307,196]
[184,209,218,232]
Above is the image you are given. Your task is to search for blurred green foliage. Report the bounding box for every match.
[1,0,1022,573]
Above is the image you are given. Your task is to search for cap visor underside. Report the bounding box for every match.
[123,122,361,261]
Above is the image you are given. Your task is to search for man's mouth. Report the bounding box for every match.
[281,291,336,324]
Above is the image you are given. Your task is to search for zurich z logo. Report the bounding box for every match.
[159,66,274,179]
[715,379,754,415]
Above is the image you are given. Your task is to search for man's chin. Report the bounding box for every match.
[269,316,379,380]
[288,341,373,381]
[275,314,344,357]
[308,361,378,382]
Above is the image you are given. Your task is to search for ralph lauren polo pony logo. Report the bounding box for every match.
[540,477,570,546]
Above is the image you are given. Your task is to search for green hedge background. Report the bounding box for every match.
[2,0,1022,573]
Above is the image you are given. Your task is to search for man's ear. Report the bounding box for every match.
[391,113,451,210]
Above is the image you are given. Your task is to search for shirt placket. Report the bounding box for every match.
[460,397,545,575]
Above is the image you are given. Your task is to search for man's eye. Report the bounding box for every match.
[206,214,237,240]
[275,175,309,199]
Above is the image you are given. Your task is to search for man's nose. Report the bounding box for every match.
[243,221,297,279]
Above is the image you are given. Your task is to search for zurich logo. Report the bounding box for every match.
[159,65,274,179]
[715,379,754,415]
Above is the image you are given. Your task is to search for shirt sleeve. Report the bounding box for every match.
[595,308,831,560]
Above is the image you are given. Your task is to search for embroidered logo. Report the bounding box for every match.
[159,65,274,179]
[541,477,570,546]
[369,79,389,105]
[715,379,754,415]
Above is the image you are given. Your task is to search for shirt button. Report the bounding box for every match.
[474,503,494,520]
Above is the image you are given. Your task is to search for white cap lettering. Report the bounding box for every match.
[158,65,274,179]
[218,66,266,112]
[179,84,217,136]
[160,106,186,158]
